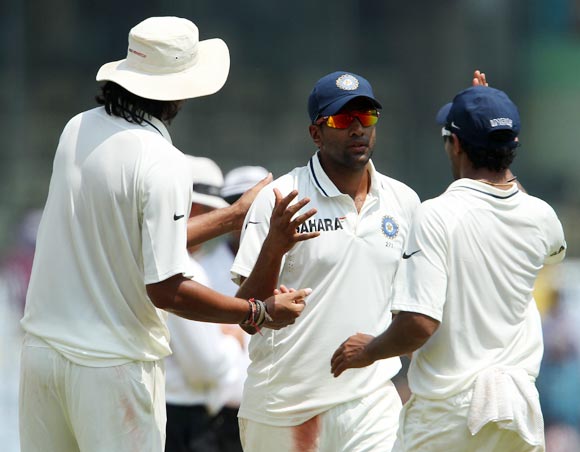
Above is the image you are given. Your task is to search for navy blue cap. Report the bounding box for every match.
[436,86,520,150]
[308,71,382,123]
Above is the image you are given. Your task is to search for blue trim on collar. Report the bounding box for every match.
[309,157,329,197]
[457,186,520,199]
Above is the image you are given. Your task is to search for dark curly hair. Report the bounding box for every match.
[95,81,182,125]
[445,130,518,172]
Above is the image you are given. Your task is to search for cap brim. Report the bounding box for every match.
[319,95,382,118]
[191,193,229,209]
[435,103,452,125]
[96,38,230,101]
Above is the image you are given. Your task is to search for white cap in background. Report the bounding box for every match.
[221,166,269,202]
[187,156,229,209]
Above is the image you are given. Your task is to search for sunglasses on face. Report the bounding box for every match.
[315,109,380,129]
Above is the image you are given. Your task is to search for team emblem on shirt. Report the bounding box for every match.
[381,215,399,239]
[336,74,359,91]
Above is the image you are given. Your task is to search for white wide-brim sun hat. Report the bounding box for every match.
[96,16,230,101]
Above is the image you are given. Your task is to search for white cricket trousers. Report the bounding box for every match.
[239,380,401,452]
[19,334,166,452]
[393,393,545,452]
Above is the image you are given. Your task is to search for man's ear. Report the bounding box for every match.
[450,134,463,156]
[309,124,322,148]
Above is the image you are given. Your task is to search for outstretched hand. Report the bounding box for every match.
[264,188,320,255]
[330,333,376,377]
[263,287,312,330]
[472,69,488,87]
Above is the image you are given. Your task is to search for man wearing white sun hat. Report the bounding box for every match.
[19,17,311,452]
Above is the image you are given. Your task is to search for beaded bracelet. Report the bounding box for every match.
[240,298,269,335]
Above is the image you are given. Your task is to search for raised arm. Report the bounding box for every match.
[471,70,527,193]
[236,188,319,302]
[147,274,311,329]
[186,173,273,247]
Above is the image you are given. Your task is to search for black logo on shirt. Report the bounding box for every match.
[549,245,566,257]
[402,250,421,259]
[296,217,344,233]
[244,220,261,231]
[173,214,185,221]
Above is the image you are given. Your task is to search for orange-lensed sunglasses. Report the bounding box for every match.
[315,109,380,129]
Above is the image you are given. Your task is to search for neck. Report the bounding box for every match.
[462,168,513,187]
[320,159,370,199]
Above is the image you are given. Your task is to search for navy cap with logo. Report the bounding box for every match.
[308,71,382,123]
[436,86,520,150]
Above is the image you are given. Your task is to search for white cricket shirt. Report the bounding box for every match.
[21,107,192,366]
[231,152,420,426]
[392,178,567,399]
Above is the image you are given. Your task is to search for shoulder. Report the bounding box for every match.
[374,172,421,221]
[375,172,420,204]
[276,165,310,189]
[519,192,563,225]
[272,169,302,190]
[254,165,308,202]
[62,108,100,133]
[139,147,186,182]
[519,191,555,211]
[411,197,451,235]
[138,147,189,200]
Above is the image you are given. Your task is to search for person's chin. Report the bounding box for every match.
[350,148,372,165]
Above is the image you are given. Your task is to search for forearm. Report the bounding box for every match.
[367,312,438,363]
[187,205,244,247]
[236,238,284,301]
[366,327,423,363]
[148,275,249,324]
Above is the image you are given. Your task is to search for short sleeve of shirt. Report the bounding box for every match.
[391,201,448,322]
[141,153,192,284]
[230,185,276,285]
[542,205,567,265]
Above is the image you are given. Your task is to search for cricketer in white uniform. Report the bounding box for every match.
[18,17,309,452]
[232,72,420,452]
[331,85,567,452]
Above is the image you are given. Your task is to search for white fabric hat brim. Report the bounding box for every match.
[191,193,229,210]
[96,38,230,101]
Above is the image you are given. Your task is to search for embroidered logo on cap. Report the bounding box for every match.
[489,117,513,128]
[336,74,359,91]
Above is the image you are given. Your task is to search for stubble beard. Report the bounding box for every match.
[342,148,373,171]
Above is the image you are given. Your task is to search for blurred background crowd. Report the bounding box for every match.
[1,1,579,451]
